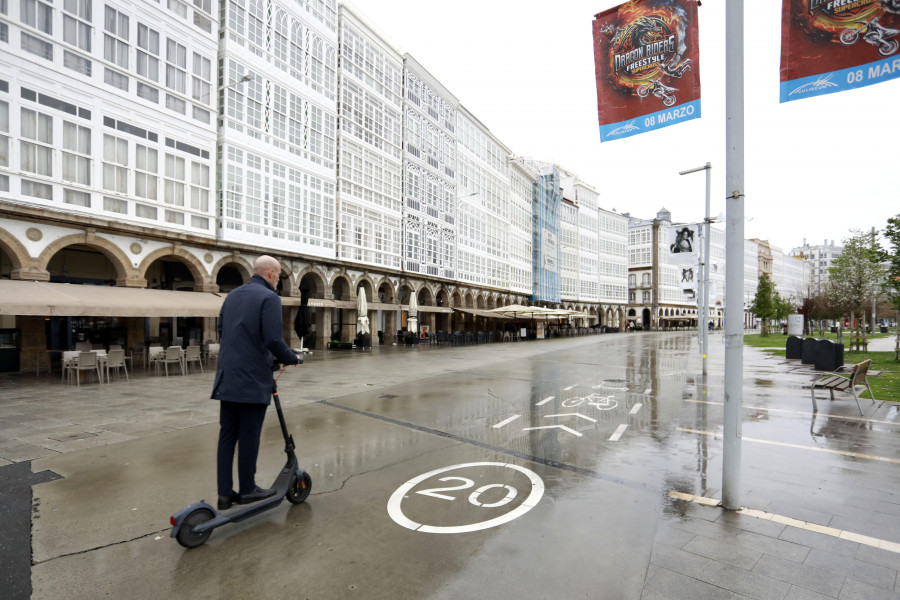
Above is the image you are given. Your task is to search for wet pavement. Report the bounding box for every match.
[2,332,900,599]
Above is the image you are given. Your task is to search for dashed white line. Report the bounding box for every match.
[677,427,900,465]
[535,396,555,406]
[644,388,651,395]
[609,424,629,442]
[563,385,574,391]
[492,415,521,429]
[544,413,597,423]
[523,425,583,437]
[629,404,643,415]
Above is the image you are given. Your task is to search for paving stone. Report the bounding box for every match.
[651,542,718,579]
[698,562,792,600]
[804,548,897,591]
[784,585,839,600]
[780,526,861,558]
[645,567,733,600]
[753,554,844,597]
[684,535,765,570]
[838,578,900,600]
[654,524,697,549]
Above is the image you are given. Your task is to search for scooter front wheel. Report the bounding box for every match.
[286,472,312,504]
[176,508,214,548]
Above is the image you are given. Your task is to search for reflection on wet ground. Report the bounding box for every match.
[17,331,900,599]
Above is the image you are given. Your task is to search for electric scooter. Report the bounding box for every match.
[169,363,312,548]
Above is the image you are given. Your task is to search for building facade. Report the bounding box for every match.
[1,0,635,371]
[789,238,842,295]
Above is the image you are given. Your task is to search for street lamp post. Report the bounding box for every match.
[679,162,712,376]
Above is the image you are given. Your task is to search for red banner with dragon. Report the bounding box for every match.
[781,0,900,102]
[593,0,702,142]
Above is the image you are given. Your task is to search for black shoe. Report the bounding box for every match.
[239,486,276,504]
[218,491,239,511]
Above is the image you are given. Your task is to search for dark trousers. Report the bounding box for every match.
[217,401,269,496]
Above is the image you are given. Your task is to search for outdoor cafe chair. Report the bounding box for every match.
[61,350,79,384]
[73,351,102,386]
[206,343,220,367]
[75,342,92,352]
[105,349,129,382]
[163,346,185,376]
[148,346,165,375]
[184,345,203,374]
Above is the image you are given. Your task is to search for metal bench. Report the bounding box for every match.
[810,359,875,416]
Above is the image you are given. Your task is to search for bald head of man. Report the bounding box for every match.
[253,255,281,289]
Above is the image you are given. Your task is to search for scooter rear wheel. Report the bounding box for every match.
[176,508,215,548]
[286,472,312,504]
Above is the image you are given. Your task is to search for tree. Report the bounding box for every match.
[750,272,776,336]
[881,215,900,315]
[828,229,884,346]
[774,292,795,328]
[880,215,900,359]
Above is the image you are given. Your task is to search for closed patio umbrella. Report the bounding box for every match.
[293,299,312,353]
[356,289,370,336]
[407,293,418,335]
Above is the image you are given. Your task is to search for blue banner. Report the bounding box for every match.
[781,54,900,102]
[599,99,701,142]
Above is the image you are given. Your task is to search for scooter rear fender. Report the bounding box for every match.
[170,500,216,538]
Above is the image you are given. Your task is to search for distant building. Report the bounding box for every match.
[790,239,842,295]
[626,208,725,330]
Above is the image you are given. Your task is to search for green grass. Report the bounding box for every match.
[744,331,895,349]
[743,333,900,402]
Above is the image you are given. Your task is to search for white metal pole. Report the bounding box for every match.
[723,0,745,511]
[678,163,712,376]
[703,163,711,376]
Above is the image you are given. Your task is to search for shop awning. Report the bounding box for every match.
[415,305,452,314]
[0,280,225,317]
[452,307,513,319]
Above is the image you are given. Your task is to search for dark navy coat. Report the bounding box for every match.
[211,275,299,405]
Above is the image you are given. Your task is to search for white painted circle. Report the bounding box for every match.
[387,462,544,534]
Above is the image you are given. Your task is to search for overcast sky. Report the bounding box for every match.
[343,0,899,252]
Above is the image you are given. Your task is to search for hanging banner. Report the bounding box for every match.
[780,0,900,102]
[592,0,702,142]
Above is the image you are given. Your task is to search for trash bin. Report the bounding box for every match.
[801,337,818,365]
[814,338,844,372]
[881,326,889,334]
[377,330,385,345]
[786,335,803,359]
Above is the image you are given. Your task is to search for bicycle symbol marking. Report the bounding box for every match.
[559,394,618,411]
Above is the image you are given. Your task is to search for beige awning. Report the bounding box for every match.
[0,280,225,317]
[452,307,513,319]
[415,305,452,314]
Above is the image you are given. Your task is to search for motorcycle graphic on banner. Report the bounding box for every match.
[592,0,702,142]
[780,0,900,102]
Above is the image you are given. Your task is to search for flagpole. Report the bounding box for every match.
[723,0,745,511]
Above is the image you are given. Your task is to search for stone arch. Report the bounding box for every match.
[355,274,376,300]
[435,287,450,307]
[39,233,135,286]
[212,255,253,292]
[330,273,353,301]
[297,267,328,299]
[416,285,434,306]
[0,226,29,274]
[464,292,475,309]
[451,290,463,307]
[375,277,395,304]
[475,293,486,309]
[398,283,413,305]
[138,245,208,290]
